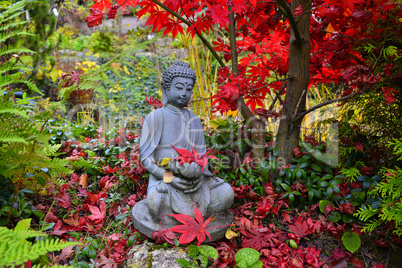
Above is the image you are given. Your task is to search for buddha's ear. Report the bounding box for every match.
[161,88,167,105]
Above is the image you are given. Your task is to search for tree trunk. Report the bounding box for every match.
[276,0,312,167]
[229,7,266,165]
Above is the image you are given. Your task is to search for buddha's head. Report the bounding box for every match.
[161,61,197,108]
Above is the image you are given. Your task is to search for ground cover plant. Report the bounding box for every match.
[1,0,401,267]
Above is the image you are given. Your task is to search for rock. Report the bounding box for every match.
[124,242,191,268]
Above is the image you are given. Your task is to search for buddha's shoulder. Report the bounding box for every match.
[144,108,164,121]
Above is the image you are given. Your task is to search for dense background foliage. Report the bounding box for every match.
[1,0,401,267]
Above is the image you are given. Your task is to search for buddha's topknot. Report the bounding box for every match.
[161,61,197,92]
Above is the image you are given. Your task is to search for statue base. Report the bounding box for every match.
[132,199,233,243]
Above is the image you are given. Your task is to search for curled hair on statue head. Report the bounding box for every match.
[161,61,197,105]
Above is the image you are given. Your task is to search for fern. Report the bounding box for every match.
[354,139,402,236]
[0,0,42,96]
[70,157,102,173]
[0,219,80,267]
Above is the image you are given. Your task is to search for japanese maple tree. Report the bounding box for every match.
[85,0,401,166]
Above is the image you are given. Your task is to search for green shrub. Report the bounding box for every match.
[354,139,402,236]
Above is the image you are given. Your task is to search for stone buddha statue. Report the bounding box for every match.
[132,61,234,242]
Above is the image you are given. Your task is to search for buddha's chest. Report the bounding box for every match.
[158,112,192,148]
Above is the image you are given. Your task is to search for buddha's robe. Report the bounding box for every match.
[139,105,224,217]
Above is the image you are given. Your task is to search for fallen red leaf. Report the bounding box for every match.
[168,203,212,246]
[289,217,310,238]
[63,212,80,227]
[152,228,177,245]
[88,201,106,223]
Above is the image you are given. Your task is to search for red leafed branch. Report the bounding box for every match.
[171,145,218,171]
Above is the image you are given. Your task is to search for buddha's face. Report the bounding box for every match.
[166,77,194,108]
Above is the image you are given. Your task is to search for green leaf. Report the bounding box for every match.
[177,258,192,268]
[329,211,341,223]
[319,200,332,213]
[198,255,209,268]
[15,218,31,231]
[199,245,218,260]
[280,183,290,192]
[311,164,322,172]
[85,244,97,259]
[342,231,361,253]
[300,162,309,168]
[289,239,298,249]
[32,210,44,219]
[235,248,261,267]
[187,245,199,259]
[127,235,136,247]
[36,176,46,186]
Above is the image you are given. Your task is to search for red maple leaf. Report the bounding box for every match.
[168,203,212,246]
[144,11,170,33]
[55,191,71,209]
[116,0,139,10]
[163,18,185,39]
[171,145,218,171]
[289,217,310,238]
[137,0,158,20]
[240,227,275,250]
[212,38,228,52]
[188,17,214,37]
[355,142,364,152]
[61,70,81,87]
[381,86,398,105]
[52,220,68,235]
[63,212,80,227]
[208,5,230,28]
[86,192,107,205]
[92,0,111,12]
[88,201,106,222]
[107,4,119,19]
[85,8,103,28]
[145,96,163,109]
[152,228,178,245]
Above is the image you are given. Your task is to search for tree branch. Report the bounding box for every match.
[228,5,239,74]
[275,0,302,46]
[293,92,359,122]
[151,0,225,67]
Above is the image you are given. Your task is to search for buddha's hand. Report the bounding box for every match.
[169,161,203,180]
[171,175,203,193]
[156,182,168,193]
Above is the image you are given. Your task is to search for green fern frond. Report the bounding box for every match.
[0,44,36,57]
[0,74,41,95]
[0,135,28,144]
[41,143,62,156]
[0,19,27,32]
[71,157,102,172]
[0,62,32,75]
[0,225,80,267]
[0,0,33,22]
[49,158,73,177]
[0,31,31,44]
[0,107,29,118]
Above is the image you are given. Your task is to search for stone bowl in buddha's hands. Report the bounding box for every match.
[168,160,203,180]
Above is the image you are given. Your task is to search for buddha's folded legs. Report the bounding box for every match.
[208,181,235,215]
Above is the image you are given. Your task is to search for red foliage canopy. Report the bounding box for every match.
[86,0,401,115]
